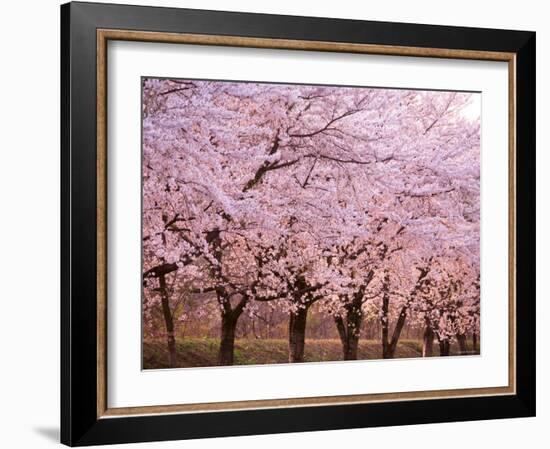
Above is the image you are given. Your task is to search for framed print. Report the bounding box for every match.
[60,1,536,446]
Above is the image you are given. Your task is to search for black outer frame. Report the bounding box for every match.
[61,1,536,446]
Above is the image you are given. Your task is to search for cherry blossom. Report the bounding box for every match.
[142,78,480,367]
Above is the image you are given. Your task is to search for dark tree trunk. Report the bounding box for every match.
[158,274,177,368]
[219,312,238,366]
[384,267,430,358]
[335,315,360,361]
[439,339,450,356]
[335,292,364,360]
[472,331,478,352]
[422,324,434,357]
[380,271,410,359]
[335,315,348,354]
[386,305,408,358]
[289,305,310,363]
[456,333,468,355]
[217,293,248,366]
[381,298,407,359]
[345,330,360,360]
[381,273,391,358]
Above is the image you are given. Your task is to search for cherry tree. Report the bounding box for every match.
[141,77,481,367]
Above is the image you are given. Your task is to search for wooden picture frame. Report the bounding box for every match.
[61,1,535,446]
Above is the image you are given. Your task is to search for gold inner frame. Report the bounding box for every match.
[96,29,517,419]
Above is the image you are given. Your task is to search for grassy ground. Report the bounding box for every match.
[142,337,447,369]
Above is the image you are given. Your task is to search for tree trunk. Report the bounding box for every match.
[335,315,349,357]
[386,306,408,358]
[383,265,430,358]
[335,315,360,361]
[422,324,434,357]
[380,272,408,359]
[219,312,238,366]
[335,294,363,360]
[439,339,450,356]
[381,274,391,358]
[158,274,177,368]
[472,331,478,352]
[456,333,468,355]
[345,331,360,360]
[289,305,310,363]
[217,292,248,366]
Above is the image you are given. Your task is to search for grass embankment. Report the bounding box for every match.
[143,338,429,369]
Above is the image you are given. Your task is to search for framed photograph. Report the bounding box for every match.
[61,1,535,446]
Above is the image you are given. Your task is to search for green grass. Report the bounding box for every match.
[143,338,434,369]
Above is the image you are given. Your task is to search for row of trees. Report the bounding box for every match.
[142,78,481,367]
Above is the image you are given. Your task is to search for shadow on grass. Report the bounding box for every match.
[142,337,471,369]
